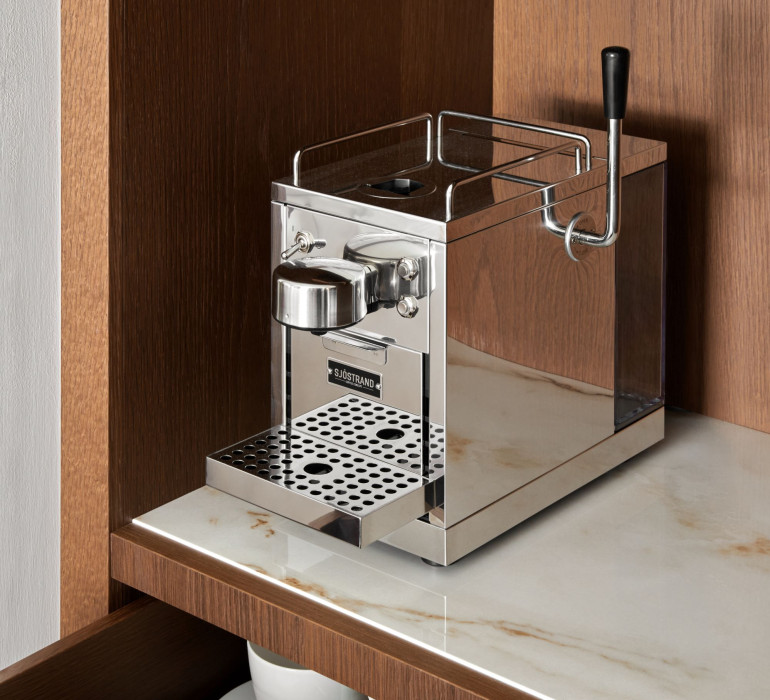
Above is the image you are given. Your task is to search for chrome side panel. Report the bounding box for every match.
[442,185,616,527]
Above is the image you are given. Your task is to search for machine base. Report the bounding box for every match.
[381,408,664,565]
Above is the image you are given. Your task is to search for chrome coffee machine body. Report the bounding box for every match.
[207,49,667,563]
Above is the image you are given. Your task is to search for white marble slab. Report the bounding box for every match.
[135,411,770,700]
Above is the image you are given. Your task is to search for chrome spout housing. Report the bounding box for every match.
[272,257,370,331]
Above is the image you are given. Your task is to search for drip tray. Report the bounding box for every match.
[292,395,445,479]
[206,400,438,547]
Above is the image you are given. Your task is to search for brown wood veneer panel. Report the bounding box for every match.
[493,0,770,432]
[400,0,494,116]
[111,524,531,700]
[0,597,248,699]
[61,0,111,635]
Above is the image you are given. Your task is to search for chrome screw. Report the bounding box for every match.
[397,296,418,318]
[396,257,419,281]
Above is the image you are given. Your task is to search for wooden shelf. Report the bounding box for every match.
[111,524,524,700]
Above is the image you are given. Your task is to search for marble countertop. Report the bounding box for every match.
[135,410,770,699]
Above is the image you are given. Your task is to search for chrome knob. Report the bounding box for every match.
[396,257,419,281]
[396,296,418,319]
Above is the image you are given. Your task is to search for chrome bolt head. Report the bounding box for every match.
[396,257,419,281]
[397,295,418,319]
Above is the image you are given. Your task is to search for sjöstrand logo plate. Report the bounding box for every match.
[327,359,382,399]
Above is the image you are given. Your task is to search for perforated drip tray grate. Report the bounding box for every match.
[206,396,442,547]
[292,395,445,479]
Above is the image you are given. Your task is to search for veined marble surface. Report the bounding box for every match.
[135,411,770,699]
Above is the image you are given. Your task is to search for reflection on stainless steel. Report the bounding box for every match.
[444,138,584,221]
[321,331,388,366]
[396,296,418,319]
[272,233,432,332]
[284,207,430,353]
[290,330,424,422]
[443,337,615,527]
[209,48,666,561]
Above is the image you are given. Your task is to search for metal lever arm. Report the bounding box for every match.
[281,231,324,260]
[565,47,630,261]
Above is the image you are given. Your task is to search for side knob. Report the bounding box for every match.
[396,296,418,319]
[396,257,419,281]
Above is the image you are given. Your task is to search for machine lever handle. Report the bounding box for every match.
[563,46,630,261]
[602,46,630,120]
[280,231,324,260]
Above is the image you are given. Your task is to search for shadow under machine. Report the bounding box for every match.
[207,48,667,564]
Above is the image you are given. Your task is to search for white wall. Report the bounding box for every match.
[0,0,60,669]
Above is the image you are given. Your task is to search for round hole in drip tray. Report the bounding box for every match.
[303,462,333,476]
[376,427,406,441]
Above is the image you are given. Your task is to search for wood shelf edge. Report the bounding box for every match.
[111,523,531,700]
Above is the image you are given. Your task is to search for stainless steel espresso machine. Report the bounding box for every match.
[207,48,667,564]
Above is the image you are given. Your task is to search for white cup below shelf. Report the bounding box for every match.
[247,641,368,700]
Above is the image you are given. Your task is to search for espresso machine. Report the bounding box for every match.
[207,48,667,564]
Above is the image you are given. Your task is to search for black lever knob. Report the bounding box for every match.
[601,46,630,119]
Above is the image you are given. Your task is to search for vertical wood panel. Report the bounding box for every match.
[401,0,494,116]
[61,0,110,635]
[493,0,770,432]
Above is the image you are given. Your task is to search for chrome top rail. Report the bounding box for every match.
[443,138,583,221]
[293,113,433,186]
[437,110,592,174]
